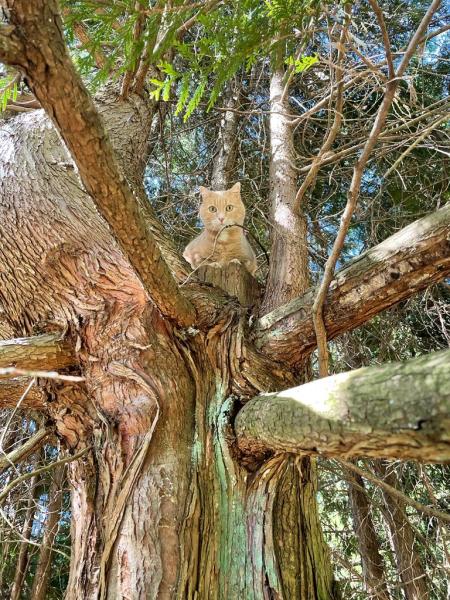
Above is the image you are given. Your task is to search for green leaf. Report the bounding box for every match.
[183,78,207,122]
[285,54,319,73]
[162,79,171,102]
[158,61,178,77]
[175,73,190,116]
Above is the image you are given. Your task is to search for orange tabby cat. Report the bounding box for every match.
[183,182,257,275]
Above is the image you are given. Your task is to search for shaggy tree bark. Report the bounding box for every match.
[0,1,448,599]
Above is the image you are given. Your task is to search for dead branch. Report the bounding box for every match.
[0,427,51,475]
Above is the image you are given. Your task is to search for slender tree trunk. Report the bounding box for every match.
[375,462,429,600]
[30,464,65,600]
[210,80,241,190]
[10,474,39,600]
[261,58,309,314]
[347,470,391,600]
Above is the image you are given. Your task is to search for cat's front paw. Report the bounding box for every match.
[229,258,243,265]
[208,261,222,269]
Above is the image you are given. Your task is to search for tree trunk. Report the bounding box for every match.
[375,462,429,600]
[210,80,241,190]
[347,470,391,600]
[0,92,336,599]
[30,463,65,600]
[1,3,448,596]
[261,59,309,315]
[10,473,39,600]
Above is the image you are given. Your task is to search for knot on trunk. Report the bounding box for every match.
[196,262,262,307]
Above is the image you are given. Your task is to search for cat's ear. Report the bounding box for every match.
[229,182,241,194]
[199,186,210,198]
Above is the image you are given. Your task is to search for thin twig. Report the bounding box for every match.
[368,0,395,80]
[293,7,350,213]
[339,460,450,524]
[311,0,442,377]
[383,112,450,179]
[0,447,91,505]
[0,367,84,382]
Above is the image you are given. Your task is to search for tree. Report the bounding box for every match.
[0,0,449,598]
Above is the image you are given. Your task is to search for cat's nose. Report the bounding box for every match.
[218,216,224,223]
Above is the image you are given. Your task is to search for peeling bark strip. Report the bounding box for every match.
[0,0,195,326]
[0,334,75,371]
[236,349,450,462]
[254,203,450,364]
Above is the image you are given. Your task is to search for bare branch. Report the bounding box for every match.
[340,460,450,524]
[0,447,90,505]
[0,368,84,381]
[397,0,443,78]
[382,112,450,179]
[236,349,450,464]
[0,427,51,475]
[368,0,395,80]
[311,0,442,377]
[293,9,349,213]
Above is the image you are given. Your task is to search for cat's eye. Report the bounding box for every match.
[208,206,217,213]
[226,205,234,212]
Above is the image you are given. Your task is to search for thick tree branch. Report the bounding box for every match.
[0,378,47,410]
[2,0,195,327]
[254,203,450,365]
[0,427,51,475]
[0,24,22,63]
[236,349,450,463]
[0,334,76,371]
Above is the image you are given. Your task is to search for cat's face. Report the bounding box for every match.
[199,182,246,232]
